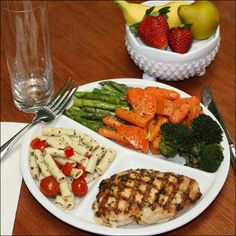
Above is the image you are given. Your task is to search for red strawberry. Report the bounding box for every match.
[169,26,193,54]
[137,7,170,50]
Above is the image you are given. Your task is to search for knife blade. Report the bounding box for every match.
[201,86,236,173]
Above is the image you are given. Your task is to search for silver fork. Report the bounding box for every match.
[0,78,78,159]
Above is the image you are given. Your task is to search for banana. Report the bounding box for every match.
[114,0,191,28]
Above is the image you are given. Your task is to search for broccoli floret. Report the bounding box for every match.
[198,144,224,172]
[191,114,223,145]
[159,138,178,157]
[159,114,224,173]
[160,122,194,157]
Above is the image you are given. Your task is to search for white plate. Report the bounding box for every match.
[21,78,230,235]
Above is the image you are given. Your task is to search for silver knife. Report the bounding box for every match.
[201,86,236,173]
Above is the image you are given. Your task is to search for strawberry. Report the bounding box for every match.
[169,26,193,54]
[137,7,170,50]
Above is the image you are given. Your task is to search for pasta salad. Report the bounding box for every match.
[28,127,116,211]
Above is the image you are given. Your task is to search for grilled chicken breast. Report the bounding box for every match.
[92,169,202,227]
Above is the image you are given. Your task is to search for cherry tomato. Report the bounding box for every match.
[54,160,62,169]
[64,146,74,158]
[77,164,87,178]
[62,162,73,176]
[40,176,59,197]
[71,177,88,197]
[30,138,49,151]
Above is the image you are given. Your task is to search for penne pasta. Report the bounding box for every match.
[46,136,65,149]
[75,131,99,150]
[54,157,76,167]
[60,179,74,200]
[42,127,76,137]
[96,148,116,175]
[44,147,66,158]
[69,153,88,166]
[29,151,40,180]
[85,171,100,184]
[44,153,66,183]
[64,195,75,211]
[86,146,106,173]
[55,195,65,209]
[71,138,91,156]
[59,134,72,146]
[70,168,83,179]
[32,150,51,177]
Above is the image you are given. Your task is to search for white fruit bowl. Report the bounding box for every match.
[125,1,220,81]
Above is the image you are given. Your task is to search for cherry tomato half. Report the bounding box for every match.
[40,176,59,197]
[62,162,73,176]
[71,177,88,197]
[64,146,74,158]
[30,138,49,151]
[77,164,87,178]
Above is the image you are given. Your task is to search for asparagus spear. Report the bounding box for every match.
[100,81,128,94]
[65,110,105,132]
[80,107,115,117]
[67,106,106,121]
[99,83,122,96]
[74,91,122,105]
[73,98,130,111]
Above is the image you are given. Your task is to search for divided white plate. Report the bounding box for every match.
[20,79,230,235]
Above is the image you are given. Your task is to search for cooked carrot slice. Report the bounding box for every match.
[156,97,176,116]
[117,125,149,154]
[115,107,149,128]
[173,96,200,107]
[127,87,156,120]
[98,128,129,144]
[169,103,190,123]
[147,116,168,141]
[145,86,180,101]
[103,116,123,129]
[149,141,160,155]
[152,135,161,149]
[186,105,203,127]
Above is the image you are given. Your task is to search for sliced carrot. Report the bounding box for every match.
[115,107,149,128]
[147,116,169,141]
[117,124,149,153]
[102,116,123,129]
[173,96,200,107]
[127,87,156,120]
[156,97,176,116]
[145,86,180,101]
[169,102,190,123]
[98,128,129,144]
[147,118,157,141]
[149,142,160,155]
[152,135,161,149]
[186,105,203,127]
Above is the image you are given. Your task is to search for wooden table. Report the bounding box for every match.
[1,1,235,235]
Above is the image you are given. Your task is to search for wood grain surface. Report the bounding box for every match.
[1,1,235,235]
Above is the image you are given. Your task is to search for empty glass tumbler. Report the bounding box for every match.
[1,1,54,113]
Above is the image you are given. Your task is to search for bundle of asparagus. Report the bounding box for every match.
[64,81,130,131]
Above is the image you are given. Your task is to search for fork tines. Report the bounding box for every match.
[46,78,78,115]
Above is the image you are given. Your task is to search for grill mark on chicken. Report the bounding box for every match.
[92,169,202,227]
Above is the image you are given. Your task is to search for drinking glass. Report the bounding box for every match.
[1,1,54,113]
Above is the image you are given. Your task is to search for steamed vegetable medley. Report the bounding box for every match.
[65,81,224,173]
